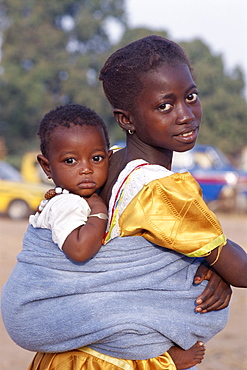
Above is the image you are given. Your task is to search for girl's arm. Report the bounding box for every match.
[204,239,247,287]
[62,194,107,262]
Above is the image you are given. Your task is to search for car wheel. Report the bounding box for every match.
[7,199,30,220]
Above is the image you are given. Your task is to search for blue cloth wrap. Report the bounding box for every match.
[1,225,228,360]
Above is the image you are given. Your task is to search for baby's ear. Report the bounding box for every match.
[113,109,135,132]
[108,150,113,161]
[37,154,52,178]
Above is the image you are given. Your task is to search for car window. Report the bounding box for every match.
[194,152,213,169]
[172,151,194,170]
[0,161,23,181]
[172,145,235,172]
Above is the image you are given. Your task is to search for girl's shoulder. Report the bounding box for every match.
[108,159,173,226]
[121,159,173,183]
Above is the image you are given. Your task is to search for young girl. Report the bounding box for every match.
[2,36,243,370]
[29,104,112,263]
[99,35,247,287]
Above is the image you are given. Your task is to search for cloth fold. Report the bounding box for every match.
[28,347,177,370]
[1,226,228,359]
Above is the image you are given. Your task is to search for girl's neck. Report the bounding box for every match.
[124,138,173,170]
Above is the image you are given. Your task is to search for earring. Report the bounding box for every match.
[47,176,53,182]
[128,130,135,135]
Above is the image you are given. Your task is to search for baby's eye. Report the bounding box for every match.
[93,155,104,162]
[64,158,76,164]
[158,103,173,112]
[186,93,198,103]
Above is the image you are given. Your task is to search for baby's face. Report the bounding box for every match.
[129,63,202,154]
[47,124,110,197]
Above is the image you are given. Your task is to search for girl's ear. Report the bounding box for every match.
[113,109,135,132]
[37,154,52,178]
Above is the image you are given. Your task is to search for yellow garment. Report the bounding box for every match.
[28,347,176,370]
[119,172,226,257]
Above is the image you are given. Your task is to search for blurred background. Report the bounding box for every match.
[0,0,247,218]
[0,1,247,369]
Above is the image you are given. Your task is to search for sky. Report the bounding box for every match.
[124,0,247,96]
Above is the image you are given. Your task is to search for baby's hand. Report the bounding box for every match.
[86,193,107,214]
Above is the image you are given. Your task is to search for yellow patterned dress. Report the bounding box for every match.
[28,347,176,370]
[105,159,226,257]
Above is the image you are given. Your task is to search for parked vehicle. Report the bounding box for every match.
[21,151,50,184]
[172,144,247,212]
[0,161,50,220]
[111,142,247,212]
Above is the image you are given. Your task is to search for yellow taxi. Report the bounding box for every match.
[0,161,50,220]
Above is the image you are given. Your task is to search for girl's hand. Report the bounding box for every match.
[193,264,232,313]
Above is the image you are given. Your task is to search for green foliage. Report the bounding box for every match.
[112,27,169,49]
[0,1,246,158]
[0,0,126,153]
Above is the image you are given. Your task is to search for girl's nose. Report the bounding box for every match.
[176,103,195,124]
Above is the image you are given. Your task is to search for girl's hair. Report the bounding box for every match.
[99,35,193,110]
[38,104,110,158]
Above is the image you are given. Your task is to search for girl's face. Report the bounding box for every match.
[39,125,111,197]
[129,63,202,153]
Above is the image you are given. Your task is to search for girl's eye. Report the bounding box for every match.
[64,158,76,164]
[93,155,104,162]
[158,103,173,112]
[186,92,198,103]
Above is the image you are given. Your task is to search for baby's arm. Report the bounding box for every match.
[204,239,247,287]
[62,193,107,262]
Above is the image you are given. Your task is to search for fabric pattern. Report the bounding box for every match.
[106,160,226,257]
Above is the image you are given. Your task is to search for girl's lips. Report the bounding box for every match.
[175,128,199,142]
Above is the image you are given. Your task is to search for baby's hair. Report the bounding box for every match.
[99,35,193,110]
[38,104,110,158]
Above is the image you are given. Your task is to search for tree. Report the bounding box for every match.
[0,0,126,155]
[0,1,246,159]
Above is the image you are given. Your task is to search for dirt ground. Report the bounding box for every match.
[0,213,246,370]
